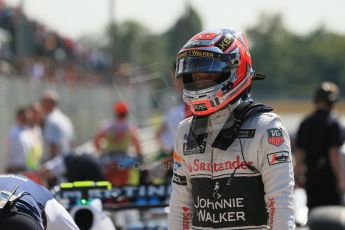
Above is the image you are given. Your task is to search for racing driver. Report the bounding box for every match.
[168,28,295,229]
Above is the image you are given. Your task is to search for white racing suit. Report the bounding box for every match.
[169,107,295,229]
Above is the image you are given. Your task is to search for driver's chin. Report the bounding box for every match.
[194,80,214,89]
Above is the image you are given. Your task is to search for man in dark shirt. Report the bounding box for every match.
[37,151,105,184]
[295,81,344,210]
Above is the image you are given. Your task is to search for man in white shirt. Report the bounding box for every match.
[41,90,75,161]
[5,107,32,173]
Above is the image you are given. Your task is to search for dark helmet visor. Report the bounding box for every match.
[176,57,230,78]
[181,72,230,91]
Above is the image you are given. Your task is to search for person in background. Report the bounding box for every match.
[30,102,45,128]
[94,101,141,156]
[40,90,75,162]
[94,101,142,228]
[5,107,31,173]
[94,101,142,186]
[0,174,79,230]
[36,151,105,184]
[295,81,344,210]
[25,103,44,170]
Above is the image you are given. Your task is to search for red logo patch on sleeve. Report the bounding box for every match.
[267,151,290,165]
[267,128,284,147]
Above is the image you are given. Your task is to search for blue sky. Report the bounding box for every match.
[4,0,345,39]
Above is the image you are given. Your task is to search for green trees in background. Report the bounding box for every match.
[163,6,203,63]
[247,14,345,98]
[103,8,345,98]
[105,6,202,73]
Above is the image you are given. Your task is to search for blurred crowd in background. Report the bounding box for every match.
[0,0,108,84]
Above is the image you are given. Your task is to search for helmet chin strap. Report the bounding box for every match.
[186,94,272,151]
[185,98,243,150]
[185,113,209,151]
[212,101,273,151]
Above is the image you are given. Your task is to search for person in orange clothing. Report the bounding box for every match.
[94,101,142,186]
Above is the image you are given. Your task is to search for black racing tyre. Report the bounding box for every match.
[308,206,345,230]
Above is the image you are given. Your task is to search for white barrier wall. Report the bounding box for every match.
[0,75,160,172]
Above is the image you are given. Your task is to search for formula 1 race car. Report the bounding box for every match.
[53,181,170,230]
